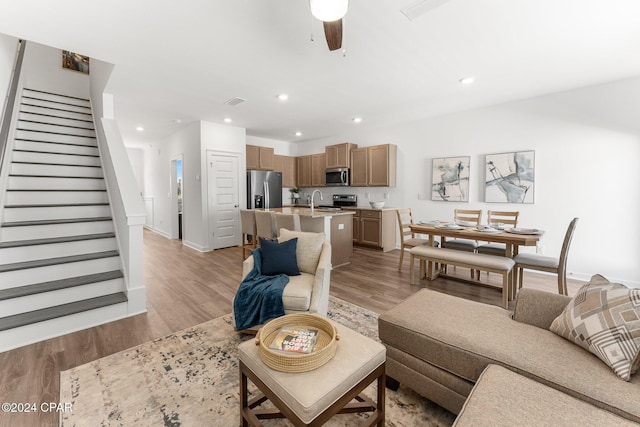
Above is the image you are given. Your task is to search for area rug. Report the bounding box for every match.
[60,296,455,426]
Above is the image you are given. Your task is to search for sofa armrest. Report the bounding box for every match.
[242,256,255,281]
[512,288,571,329]
[309,240,332,316]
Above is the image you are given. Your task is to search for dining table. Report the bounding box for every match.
[409,222,544,289]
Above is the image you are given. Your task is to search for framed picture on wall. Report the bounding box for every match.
[484,150,535,203]
[431,156,470,202]
[62,50,90,74]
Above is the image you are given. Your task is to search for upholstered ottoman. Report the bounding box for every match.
[454,365,639,427]
[238,319,386,426]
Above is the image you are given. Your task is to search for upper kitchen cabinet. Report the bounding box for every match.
[325,142,358,169]
[350,144,397,187]
[311,153,326,187]
[246,145,274,170]
[296,155,312,187]
[273,154,297,188]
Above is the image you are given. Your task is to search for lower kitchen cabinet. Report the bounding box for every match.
[348,208,396,252]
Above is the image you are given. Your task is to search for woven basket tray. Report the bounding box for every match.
[256,313,339,373]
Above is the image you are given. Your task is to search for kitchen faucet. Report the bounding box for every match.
[310,189,323,214]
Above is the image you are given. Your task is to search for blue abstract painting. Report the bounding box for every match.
[431,156,470,202]
[485,151,535,203]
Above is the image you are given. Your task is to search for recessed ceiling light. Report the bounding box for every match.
[173,119,182,124]
[459,77,475,85]
[295,131,302,137]
[224,118,232,123]
[278,94,289,101]
[352,117,363,124]
[135,126,144,131]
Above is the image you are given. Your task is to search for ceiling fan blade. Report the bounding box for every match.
[323,19,343,51]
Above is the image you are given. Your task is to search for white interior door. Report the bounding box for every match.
[207,151,240,249]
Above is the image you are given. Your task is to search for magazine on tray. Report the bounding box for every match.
[269,326,319,354]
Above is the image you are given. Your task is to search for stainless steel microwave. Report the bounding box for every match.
[325,168,350,186]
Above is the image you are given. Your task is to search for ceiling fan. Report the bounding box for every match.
[309,0,349,51]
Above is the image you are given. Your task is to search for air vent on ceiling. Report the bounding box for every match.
[401,0,452,21]
[224,97,247,106]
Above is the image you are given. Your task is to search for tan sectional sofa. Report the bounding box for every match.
[378,288,640,423]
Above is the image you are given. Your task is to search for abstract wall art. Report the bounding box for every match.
[62,50,90,74]
[431,156,470,202]
[485,150,535,203]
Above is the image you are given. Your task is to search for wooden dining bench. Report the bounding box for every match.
[409,246,515,308]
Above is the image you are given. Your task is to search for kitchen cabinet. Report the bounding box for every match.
[273,154,296,187]
[325,142,357,169]
[348,208,396,252]
[311,153,326,187]
[246,145,274,170]
[350,144,397,187]
[296,155,312,187]
[350,147,368,187]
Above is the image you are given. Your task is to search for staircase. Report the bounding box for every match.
[0,88,128,342]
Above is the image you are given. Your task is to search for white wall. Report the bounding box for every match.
[128,121,246,251]
[22,41,89,98]
[0,34,19,107]
[271,78,640,286]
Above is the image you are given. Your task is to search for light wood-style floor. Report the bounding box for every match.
[0,229,585,427]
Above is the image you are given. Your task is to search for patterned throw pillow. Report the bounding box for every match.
[550,274,640,381]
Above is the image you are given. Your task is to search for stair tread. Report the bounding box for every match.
[24,88,90,103]
[9,174,104,179]
[20,102,92,116]
[11,161,101,168]
[20,110,94,124]
[0,232,115,248]
[1,216,112,227]
[14,137,98,147]
[21,96,92,111]
[18,119,94,131]
[4,203,109,208]
[13,149,99,158]
[7,189,107,192]
[16,128,96,138]
[0,250,119,273]
[0,270,123,301]
[0,292,127,331]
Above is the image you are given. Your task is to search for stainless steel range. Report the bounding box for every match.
[333,194,357,208]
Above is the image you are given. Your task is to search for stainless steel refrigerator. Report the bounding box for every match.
[247,171,282,209]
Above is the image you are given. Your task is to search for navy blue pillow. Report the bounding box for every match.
[260,237,301,276]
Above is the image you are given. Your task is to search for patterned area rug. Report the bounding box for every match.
[60,296,455,426]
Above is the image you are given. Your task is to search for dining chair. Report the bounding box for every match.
[442,209,482,278]
[274,212,301,236]
[396,208,436,271]
[514,217,578,296]
[476,210,520,256]
[254,210,277,242]
[240,209,258,259]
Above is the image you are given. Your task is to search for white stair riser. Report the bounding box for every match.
[0,238,116,264]
[22,90,91,108]
[8,176,106,190]
[0,238,117,264]
[10,162,103,178]
[19,112,94,130]
[0,301,131,353]
[6,190,109,205]
[20,104,92,121]
[13,151,101,167]
[0,256,121,289]
[14,140,98,156]
[15,130,96,146]
[0,220,114,241]
[0,278,124,317]
[3,204,111,222]
[21,96,91,114]
[18,120,96,137]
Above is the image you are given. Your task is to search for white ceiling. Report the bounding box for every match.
[2,0,640,144]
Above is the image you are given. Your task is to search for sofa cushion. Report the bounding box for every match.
[454,364,639,427]
[550,274,640,381]
[278,229,325,275]
[260,237,300,276]
[378,289,640,422]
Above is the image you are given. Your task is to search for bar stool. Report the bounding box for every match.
[274,213,301,236]
[255,210,277,244]
[240,209,257,259]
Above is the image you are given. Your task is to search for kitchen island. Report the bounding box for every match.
[267,207,355,267]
